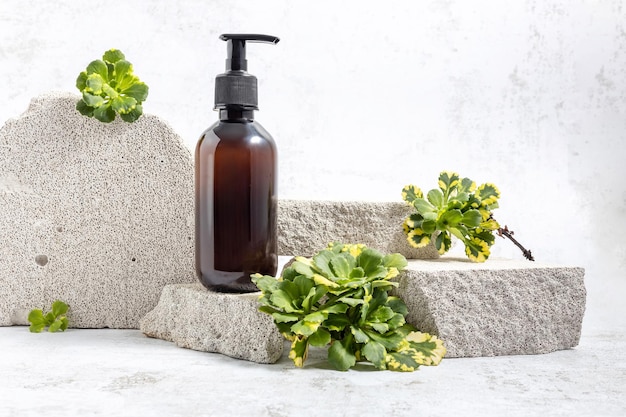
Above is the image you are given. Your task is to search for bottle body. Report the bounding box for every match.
[195,110,277,292]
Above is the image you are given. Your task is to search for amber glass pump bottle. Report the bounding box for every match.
[195,34,279,293]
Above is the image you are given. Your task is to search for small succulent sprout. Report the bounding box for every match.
[76,49,149,123]
[402,171,501,262]
[28,300,69,333]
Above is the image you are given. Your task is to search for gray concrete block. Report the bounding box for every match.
[393,258,586,357]
[140,283,284,363]
[0,92,196,328]
[277,200,439,259]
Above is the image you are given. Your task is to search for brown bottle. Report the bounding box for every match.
[195,34,279,292]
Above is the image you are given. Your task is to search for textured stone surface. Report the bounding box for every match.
[277,199,439,259]
[140,283,284,363]
[0,92,196,328]
[394,258,586,358]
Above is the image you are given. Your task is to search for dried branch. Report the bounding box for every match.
[496,225,534,261]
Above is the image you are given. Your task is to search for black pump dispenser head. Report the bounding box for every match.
[215,34,280,110]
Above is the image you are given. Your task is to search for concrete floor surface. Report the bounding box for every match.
[0,325,624,417]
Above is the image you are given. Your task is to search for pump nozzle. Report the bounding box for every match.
[220,34,280,71]
[214,33,280,110]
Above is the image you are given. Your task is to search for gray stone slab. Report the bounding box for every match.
[0,92,196,328]
[393,258,586,357]
[277,199,439,259]
[140,283,284,364]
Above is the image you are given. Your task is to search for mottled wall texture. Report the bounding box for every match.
[1,1,624,328]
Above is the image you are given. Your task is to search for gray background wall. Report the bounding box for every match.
[1,0,624,329]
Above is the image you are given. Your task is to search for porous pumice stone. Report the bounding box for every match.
[393,258,586,357]
[277,200,439,259]
[0,92,195,328]
[140,283,284,364]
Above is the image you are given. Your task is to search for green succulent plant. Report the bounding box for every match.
[76,49,149,123]
[252,243,446,372]
[28,300,69,333]
[402,171,501,262]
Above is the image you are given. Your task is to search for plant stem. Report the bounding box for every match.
[496,225,535,261]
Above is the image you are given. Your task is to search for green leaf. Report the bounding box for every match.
[291,319,321,337]
[111,96,137,115]
[422,220,437,234]
[252,274,278,293]
[362,340,387,369]
[404,213,423,229]
[48,319,63,333]
[122,82,149,103]
[435,231,452,255]
[453,191,470,203]
[101,83,118,98]
[413,198,435,214]
[405,331,447,366]
[357,248,384,277]
[370,322,390,334]
[439,209,463,227]
[458,177,476,194]
[407,229,431,248]
[86,59,108,80]
[313,273,340,288]
[85,73,105,95]
[386,297,408,316]
[388,313,406,330]
[438,171,460,193]
[464,237,491,263]
[76,71,88,90]
[103,49,125,64]
[288,335,309,368]
[293,274,314,297]
[365,329,404,350]
[369,306,395,323]
[330,253,353,278]
[401,185,422,204]
[349,267,365,279]
[60,317,69,331]
[44,312,56,325]
[328,339,356,371]
[51,300,68,317]
[462,209,482,227]
[28,309,45,325]
[476,183,500,206]
[385,351,421,372]
[29,323,45,333]
[269,289,297,313]
[93,104,116,123]
[119,105,143,123]
[321,303,349,314]
[76,100,94,117]
[114,60,133,84]
[382,253,408,271]
[82,92,104,108]
[271,312,300,323]
[308,328,331,347]
[311,250,334,278]
[292,261,315,278]
[324,314,351,331]
[427,189,444,208]
[351,326,370,343]
[304,311,325,323]
[337,297,363,307]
